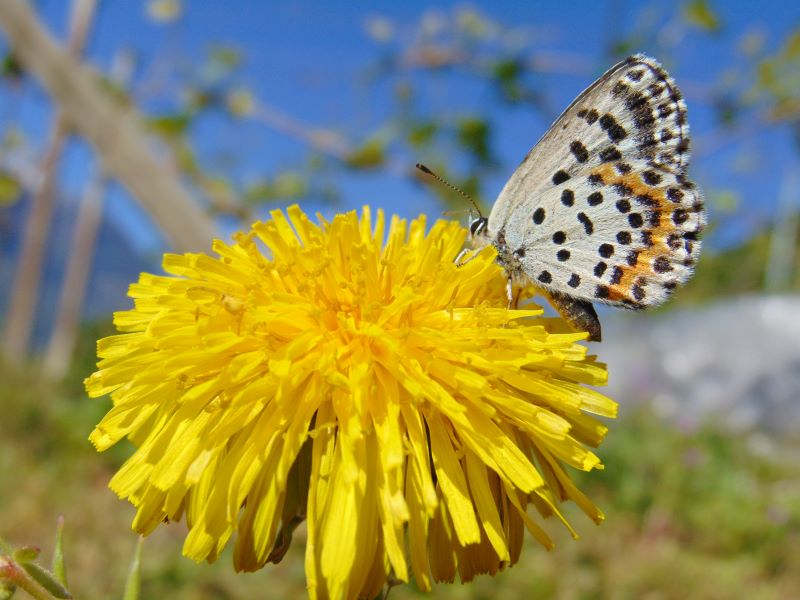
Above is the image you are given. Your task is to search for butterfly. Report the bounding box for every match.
[460,54,705,342]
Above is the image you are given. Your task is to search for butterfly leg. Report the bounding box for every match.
[548,292,602,342]
[454,248,478,267]
[502,276,526,309]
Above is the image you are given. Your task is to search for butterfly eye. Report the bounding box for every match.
[469,217,488,237]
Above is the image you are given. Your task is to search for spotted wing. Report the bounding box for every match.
[487,54,705,308]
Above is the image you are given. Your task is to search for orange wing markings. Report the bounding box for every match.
[592,164,678,303]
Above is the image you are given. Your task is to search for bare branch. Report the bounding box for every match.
[42,50,135,379]
[253,102,353,160]
[0,0,217,253]
[2,0,94,363]
[42,167,107,378]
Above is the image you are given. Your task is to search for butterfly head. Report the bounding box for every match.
[415,164,491,242]
[468,215,489,239]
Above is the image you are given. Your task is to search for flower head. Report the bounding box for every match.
[86,205,617,598]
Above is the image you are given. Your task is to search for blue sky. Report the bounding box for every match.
[6,1,800,256]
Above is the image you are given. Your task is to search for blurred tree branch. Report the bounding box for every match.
[41,51,136,379]
[0,0,217,253]
[1,0,93,364]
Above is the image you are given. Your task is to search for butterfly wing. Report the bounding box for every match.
[487,54,705,309]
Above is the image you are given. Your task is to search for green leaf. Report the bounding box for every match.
[20,563,71,599]
[146,113,192,138]
[457,117,492,162]
[210,46,242,70]
[244,172,308,205]
[756,59,777,91]
[407,122,438,147]
[123,538,143,600]
[456,8,490,39]
[709,190,739,214]
[611,38,637,57]
[174,142,200,175]
[12,548,38,564]
[51,517,67,588]
[493,59,528,103]
[1,53,23,81]
[683,0,722,32]
[783,30,800,60]
[185,88,221,112]
[0,580,15,600]
[226,88,256,117]
[96,75,133,108]
[272,172,307,198]
[492,58,523,86]
[145,0,182,23]
[0,173,22,206]
[344,139,386,170]
[714,97,738,127]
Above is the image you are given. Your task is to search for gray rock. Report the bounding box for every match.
[597,295,800,432]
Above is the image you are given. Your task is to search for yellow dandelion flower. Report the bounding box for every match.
[86,205,617,598]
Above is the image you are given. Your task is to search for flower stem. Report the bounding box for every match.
[0,556,64,600]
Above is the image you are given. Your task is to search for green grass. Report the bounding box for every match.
[2,344,799,599]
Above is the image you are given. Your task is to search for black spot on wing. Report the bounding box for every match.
[627,69,645,82]
[614,183,633,197]
[599,147,622,162]
[577,108,599,124]
[594,262,607,277]
[598,243,614,258]
[587,191,604,206]
[672,209,689,225]
[577,212,594,235]
[552,170,570,185]
[587,173,604,186]
[599,113,627,142]
[667,187,684,202]
[570,140,589,163]
[642,170,662,185]
[653,256,672,273]
[635,194,657,207]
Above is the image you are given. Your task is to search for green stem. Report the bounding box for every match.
[0,557,62,600]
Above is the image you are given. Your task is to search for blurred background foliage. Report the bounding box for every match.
[1,0,800,598]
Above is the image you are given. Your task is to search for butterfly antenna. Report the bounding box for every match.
[415,163,482,218]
